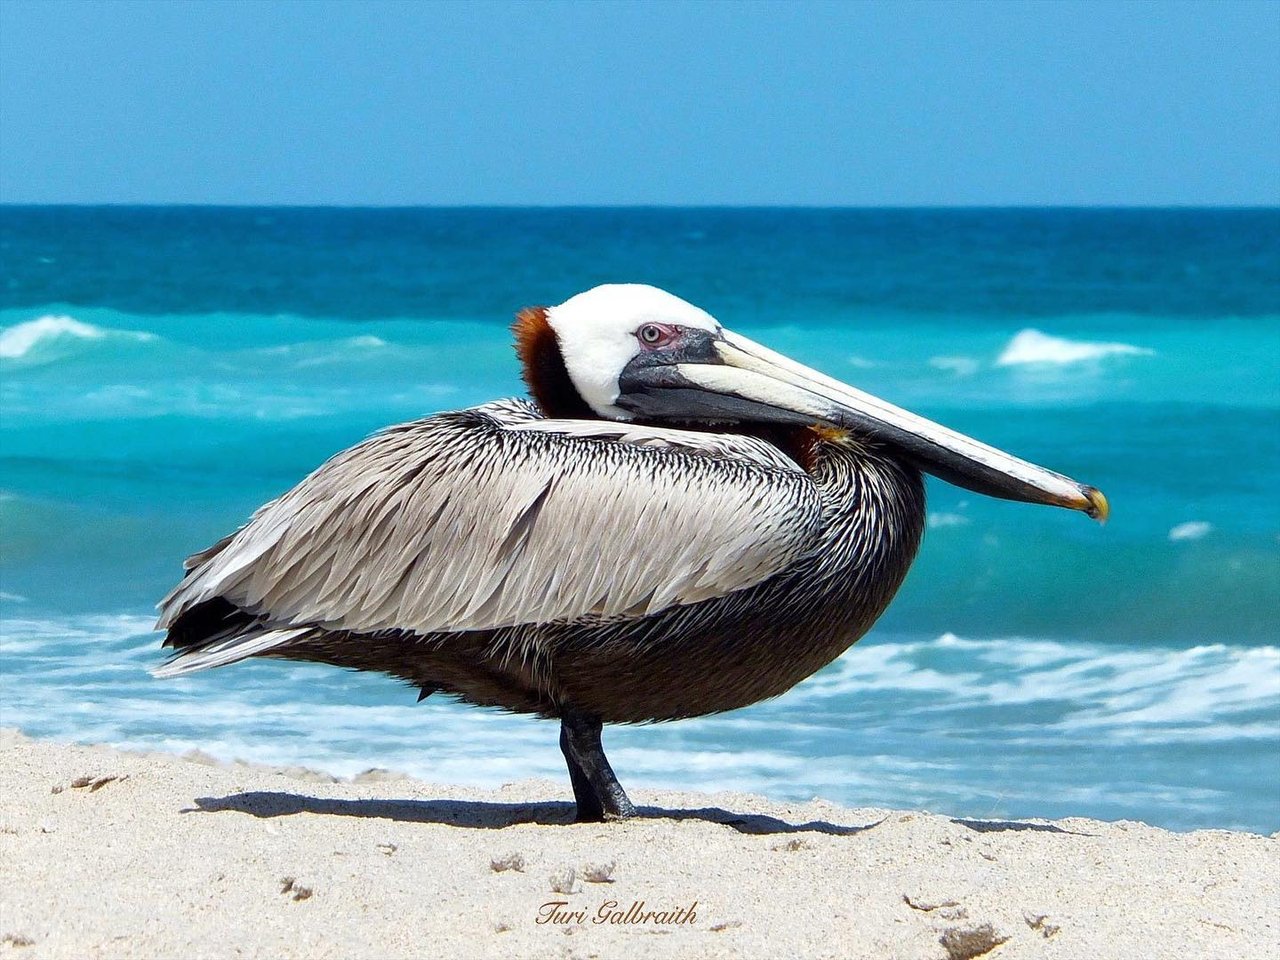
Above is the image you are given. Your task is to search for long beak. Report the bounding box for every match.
[666,329,1108,521]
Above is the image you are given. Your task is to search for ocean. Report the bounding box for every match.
[1,206,1277,833]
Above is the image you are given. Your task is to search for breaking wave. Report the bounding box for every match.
[0,315,157,360]
[995,328,1154,367]
[792,633,1280,738]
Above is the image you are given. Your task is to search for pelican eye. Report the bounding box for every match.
[637,323,675,347]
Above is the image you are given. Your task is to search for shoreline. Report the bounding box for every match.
[1,729,1277,959]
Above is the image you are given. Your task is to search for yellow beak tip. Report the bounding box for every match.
[1084,486,1110,524]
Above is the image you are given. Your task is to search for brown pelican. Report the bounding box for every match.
[155,284,1107,822]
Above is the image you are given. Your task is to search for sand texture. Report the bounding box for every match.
[0,730,1275,960]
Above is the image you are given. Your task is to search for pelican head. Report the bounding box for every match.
[525,283,1107,520]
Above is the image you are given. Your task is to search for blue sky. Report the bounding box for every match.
[1,0,1277,206]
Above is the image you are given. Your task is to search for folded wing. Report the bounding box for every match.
[156,400,822,674]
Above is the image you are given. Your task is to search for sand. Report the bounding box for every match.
[0,729,1275,960]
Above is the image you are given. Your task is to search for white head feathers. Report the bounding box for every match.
[546,284,719,419]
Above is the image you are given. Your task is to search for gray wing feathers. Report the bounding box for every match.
[151,628,312,678]
[158,400,822,640]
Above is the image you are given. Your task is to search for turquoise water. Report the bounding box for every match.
[2,207,1277,832]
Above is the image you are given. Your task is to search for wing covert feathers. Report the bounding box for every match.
[157,399,823,646]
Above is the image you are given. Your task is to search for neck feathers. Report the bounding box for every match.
[512,307,595,420]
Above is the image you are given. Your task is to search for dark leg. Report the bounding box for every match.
[558,710,636,822]
[559,726,605,822]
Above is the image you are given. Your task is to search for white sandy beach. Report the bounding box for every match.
[0,729,1275,960]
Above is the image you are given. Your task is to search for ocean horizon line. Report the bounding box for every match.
[2,201,1278,212]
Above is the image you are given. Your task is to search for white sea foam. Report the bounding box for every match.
[292,336,389,368]
[1168,521,1213,542]
[995,328,1153,367]
[0,315,156,359]
[0,613,158,641]
[928,355,980,376]
[927,512,970,529]
[83,385,153,404]
[790,633,1280,744]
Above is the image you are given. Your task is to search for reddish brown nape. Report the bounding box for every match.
[778,426,826,473]
[714,423,850,475]
[791,424,855,472]
[512,307,596,420]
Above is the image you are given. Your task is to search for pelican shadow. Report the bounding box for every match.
[951,817,1094,836]
[187,791,883,836]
